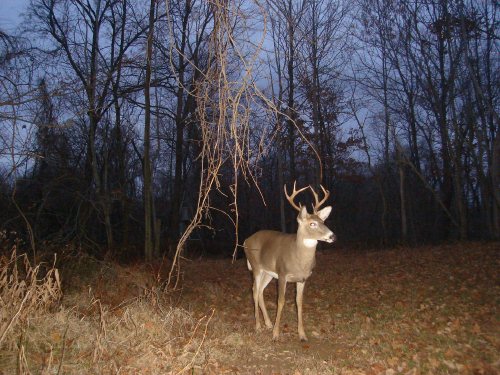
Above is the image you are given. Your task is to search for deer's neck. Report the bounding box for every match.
[294,232,319,270]
[284,232,317,281]
[295,231,318,251]
[301,238,318,247]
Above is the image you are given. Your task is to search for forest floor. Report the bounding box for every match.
[1,242,499,374]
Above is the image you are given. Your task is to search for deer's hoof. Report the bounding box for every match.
[299,330,308,341]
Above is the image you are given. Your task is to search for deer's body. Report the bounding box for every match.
[245,230,317,283]
[244,183,335,341]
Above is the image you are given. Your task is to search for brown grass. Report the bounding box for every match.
[0,242,498,374]
[0,248,61,346]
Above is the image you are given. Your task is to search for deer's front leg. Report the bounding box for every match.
[296,281,307,341]
[272,276,287,341]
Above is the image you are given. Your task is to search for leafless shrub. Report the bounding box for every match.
[165,0,271,289]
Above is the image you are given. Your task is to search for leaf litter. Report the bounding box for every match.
[0,241,498,374]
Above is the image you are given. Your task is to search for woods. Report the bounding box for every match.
[0,0,498,260]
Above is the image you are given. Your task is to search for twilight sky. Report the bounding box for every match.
[0,0,28,32]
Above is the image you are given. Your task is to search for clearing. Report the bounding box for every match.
[1,242,498,374]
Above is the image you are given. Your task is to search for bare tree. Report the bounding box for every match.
[143,0,156,261]
[161,0,212,243]
[27,0,149,252]
[298,0,351,187]
[267,0,307,184]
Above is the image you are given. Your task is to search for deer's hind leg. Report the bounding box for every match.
[252,271,264,331]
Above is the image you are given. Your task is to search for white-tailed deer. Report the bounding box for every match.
[244,182,335,341]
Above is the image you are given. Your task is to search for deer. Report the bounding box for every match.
[243,181,335,341]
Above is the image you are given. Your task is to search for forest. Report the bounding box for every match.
[0,0,498,261]
[1,1,499,373]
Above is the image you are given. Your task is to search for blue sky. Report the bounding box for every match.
[0,0,28,32]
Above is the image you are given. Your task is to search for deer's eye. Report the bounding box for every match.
[309,222,317,228]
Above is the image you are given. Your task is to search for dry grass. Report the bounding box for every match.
[0,247,214,374]
[0,247,61,347]
[0,242,498,374]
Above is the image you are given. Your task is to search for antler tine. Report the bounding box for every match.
[284,181,309,212]
[310,184,330,213]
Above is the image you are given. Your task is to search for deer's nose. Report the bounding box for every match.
[325,232,336,243]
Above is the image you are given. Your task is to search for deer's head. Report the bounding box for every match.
[285,182,336,244]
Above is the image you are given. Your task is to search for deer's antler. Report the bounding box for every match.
[284,181,309,212]
[310,185,330,213]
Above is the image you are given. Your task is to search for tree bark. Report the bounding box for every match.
[143,0,155,261]
[170,0,192,242]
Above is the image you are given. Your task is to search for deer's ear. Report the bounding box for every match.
[317,206,332,221]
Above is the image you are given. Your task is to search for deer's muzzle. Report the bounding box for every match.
[324,232,336,243]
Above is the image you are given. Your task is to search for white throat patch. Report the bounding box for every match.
[303,239,318,247]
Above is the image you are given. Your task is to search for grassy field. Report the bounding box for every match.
[1,242,498,374]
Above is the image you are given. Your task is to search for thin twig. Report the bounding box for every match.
[56,323,69,375]
[176,308,215,374]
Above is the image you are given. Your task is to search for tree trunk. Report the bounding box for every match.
[436,16,454,239]
[278,144,286,232]
[143,0,155,261]
[398,161,408,244]
[492,130,500,239]
[170,0,192,242]
[286,0,296,184]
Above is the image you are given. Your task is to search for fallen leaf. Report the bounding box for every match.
[428,357,440,369]
[443,360,457,370]
[471,322,481,334]
[369,362,385,374]
[387,357,398,367]
[51,331,62,343]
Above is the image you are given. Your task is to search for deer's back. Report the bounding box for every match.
[244,230,294,250]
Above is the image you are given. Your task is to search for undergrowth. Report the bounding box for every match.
[0,245,213,374]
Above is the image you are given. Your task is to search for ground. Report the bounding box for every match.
[1,242,499,374]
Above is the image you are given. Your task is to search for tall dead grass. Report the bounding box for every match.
[0,247,61,346]
[0,246,214,374]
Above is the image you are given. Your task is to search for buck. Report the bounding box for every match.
[244,182,335,341]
